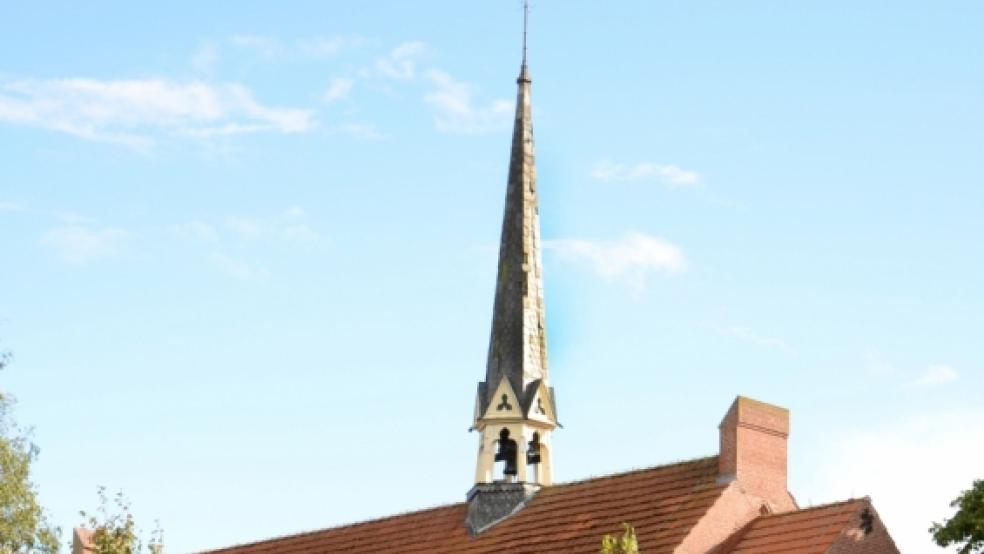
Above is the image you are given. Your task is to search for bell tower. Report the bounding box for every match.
[466,2,558,534]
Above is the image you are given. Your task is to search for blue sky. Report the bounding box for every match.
[2,1,982,552]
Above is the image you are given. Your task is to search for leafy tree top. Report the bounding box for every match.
[1,349,60,554]
[600,523,639,554]
[931,479,984,554]
[78,487,163,554]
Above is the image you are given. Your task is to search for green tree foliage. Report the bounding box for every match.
[79,488,163,554]
[931,479,984,554]
[0,350,60,554]
[600,523,639,554]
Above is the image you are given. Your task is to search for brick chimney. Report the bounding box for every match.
[718,396,795,511]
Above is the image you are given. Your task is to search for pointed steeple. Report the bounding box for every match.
[481,28,547,414]
[467,5,558,534]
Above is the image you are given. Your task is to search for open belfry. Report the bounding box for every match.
[202,7,901,553]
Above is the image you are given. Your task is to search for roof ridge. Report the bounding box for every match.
[762,496,869,519]
[196,502,464,553]
[551,455,718,488]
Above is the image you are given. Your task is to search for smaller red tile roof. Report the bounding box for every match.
[715,498,868,554]
[203,456,726,554]
[72,528,95,554]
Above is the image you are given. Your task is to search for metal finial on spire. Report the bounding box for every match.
[522,0,529,66]
[517,0,531,82]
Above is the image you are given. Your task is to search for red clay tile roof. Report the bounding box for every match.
[72,528,95,554]
[203,456,726,554]
[715,498,868,554]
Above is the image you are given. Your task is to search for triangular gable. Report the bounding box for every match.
[711,498,900,554]
[481,377,522,420]
[524,381,556,424]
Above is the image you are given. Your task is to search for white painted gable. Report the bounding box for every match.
[481,377,522,420]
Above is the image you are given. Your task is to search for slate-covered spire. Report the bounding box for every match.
[482,53,548,411]
[467,8,557,534]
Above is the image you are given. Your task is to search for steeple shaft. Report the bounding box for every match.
[484,62,547,405]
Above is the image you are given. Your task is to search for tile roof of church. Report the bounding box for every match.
[200,455,896,554]
[203,457,727,554]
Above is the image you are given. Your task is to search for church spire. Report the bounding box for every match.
[483,0,546,409]
[467,4,557,534]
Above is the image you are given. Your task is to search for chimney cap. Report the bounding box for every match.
[719,396,789,436]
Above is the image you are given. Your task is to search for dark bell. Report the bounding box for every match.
[495,428,519,476]
[527,432,542,465]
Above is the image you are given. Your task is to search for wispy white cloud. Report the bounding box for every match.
[324,78,355,103]
[41,225,129,264]
[170,221,219,243]
[281,223,319,242]
[32,205,320,273]
[296,36,348,58]
[546,232,687,290]
[0,78,313,149]
[174,208,320,281]
[282,206,305,219]
[714,324,793,353]
[332,123,382,140]
[171,207,319,248]
[907,364,958,387]
[863,349,897,376]
[209,253,270,283]
[192,41,220,72]
[374,41,426,80]
[864,352,960,389]
[55,212,97,225]
[225,216,264,240]
[592,160,701,188]
[424,70,512,134]
[223,207,320,244]
[0,202,100,225]
[230,35,283,60]
[806,409,984,553]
